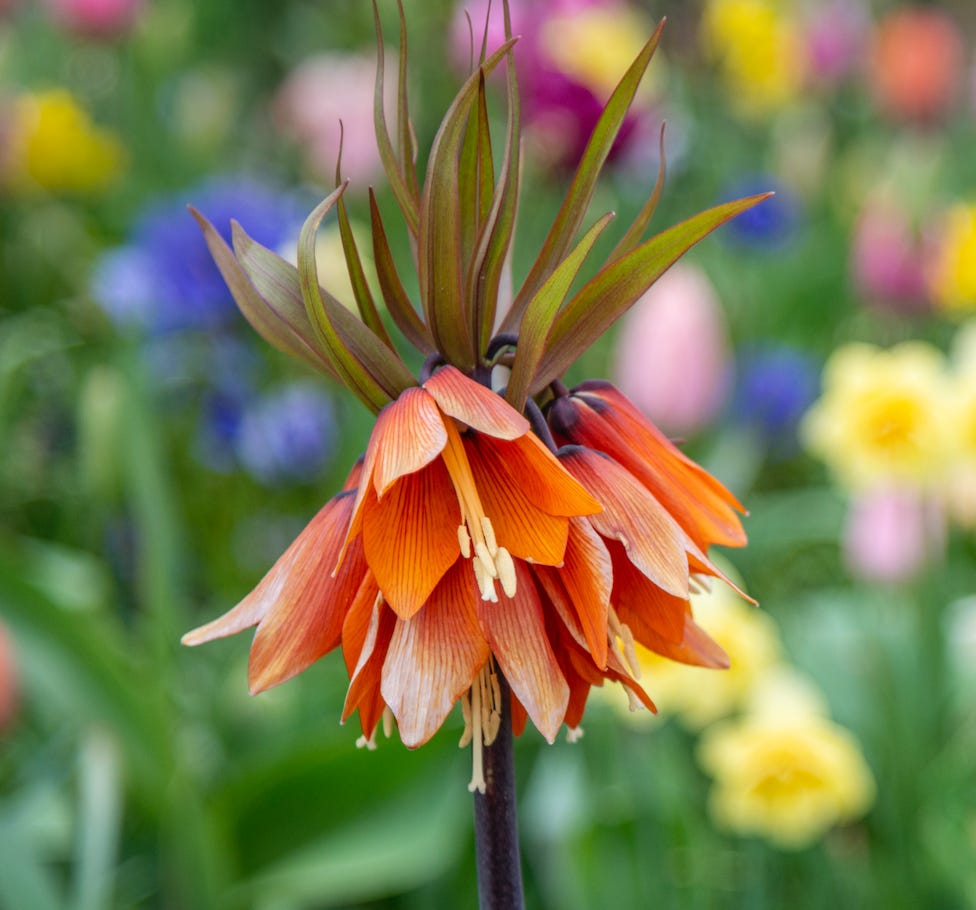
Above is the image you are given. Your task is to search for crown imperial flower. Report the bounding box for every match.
[183,1,765,792]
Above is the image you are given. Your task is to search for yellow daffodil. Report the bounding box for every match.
[698,668,875,849]
[4,89,124,194]
[620,564,779,729]
[700,0,805,117]
[930,203,976,314]
[802,341,951,491]
[540,4,658,101]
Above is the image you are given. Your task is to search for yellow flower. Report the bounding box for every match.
[698,668,875,849]
[801,341,951,491]
[930,203,976,314]
[4,89,124,194]
[943,322,976,525]
[700,0,805,116]
[622,564,779,729]
[541,5,658,101]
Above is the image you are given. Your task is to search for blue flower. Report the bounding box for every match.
[732,346,820,452]
[721,176,800,249]
[92,175,306,333]
[234,383,337,485]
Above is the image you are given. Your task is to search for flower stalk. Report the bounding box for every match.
[473,672,525,910]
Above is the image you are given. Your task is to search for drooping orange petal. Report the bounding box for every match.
[509,692,528,737]
[550,385,746,550]
[626,601,730,670]
[560,447,689,597]
[423,364,529,440]
[534,518,611,668]
[342,388,448,559]
[362,459,462,619]
[608,539,686,644]
[474,432,602,517]
[182,492,356,648]
[247,497,367,693]
[477,561,569,743]
[370,387,448,495]
[342,596,397,737]
[464,436,570,566]
[341,571,381,676]
[381,561,490,747]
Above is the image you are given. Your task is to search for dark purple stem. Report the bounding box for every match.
[473,673,525,910]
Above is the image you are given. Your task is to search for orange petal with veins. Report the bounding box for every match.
[608,539,687,644]
[477,561,569,743]
[551,385,746,549]
[362,459,461,618]
[424,364,529,439]
[381,561,490,747]
[534,518,611,668]
[342,595,396,737]
[182,492,356,648]
[465,436,570,565]
[474,432,601,517]
[560,447,689,597]
[247,498,368,693]
[341,572,381,676]
[370,387,448,495]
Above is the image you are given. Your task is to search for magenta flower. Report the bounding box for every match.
[44,0,144,38]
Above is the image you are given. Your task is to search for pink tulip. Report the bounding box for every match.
[273,53,390,189]
[45,0,144,38]
[613,262,731,437]
[843,485,944,584]
[851,202,931,314]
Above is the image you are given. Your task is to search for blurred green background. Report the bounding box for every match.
[2,0,975,907]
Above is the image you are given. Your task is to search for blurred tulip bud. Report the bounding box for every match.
[852,201,931,314]
[613,262,731,437]
[0,623,19,733]
[45,0,144,38]
[274,53,391,188]
[870,6,964,124]
[805,0,868,85]
[843,485,945,584]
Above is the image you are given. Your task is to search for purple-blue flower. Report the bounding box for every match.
[92,175,305,333]
[722,176,800,249]
[234,383,337,485]
[732,346,820,453]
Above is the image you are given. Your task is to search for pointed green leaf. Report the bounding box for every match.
[368,189,435,354]
[418,37,517,369]
[470,2,520,355]
[505,212,614,410]
[475,72,495,225]
[502,19,665,333]
[372,0,420,236]
[606,121,667,265]
[458,74,485,274]
[395,0,420,204]
[291,192,417,410]
[190,208,338,380]
[530,193,773,394]
[335,129,395,350]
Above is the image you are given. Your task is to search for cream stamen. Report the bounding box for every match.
[382,706,394,739]
[458,524,472,559]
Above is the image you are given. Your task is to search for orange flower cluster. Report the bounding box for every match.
[185,369,746,790]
